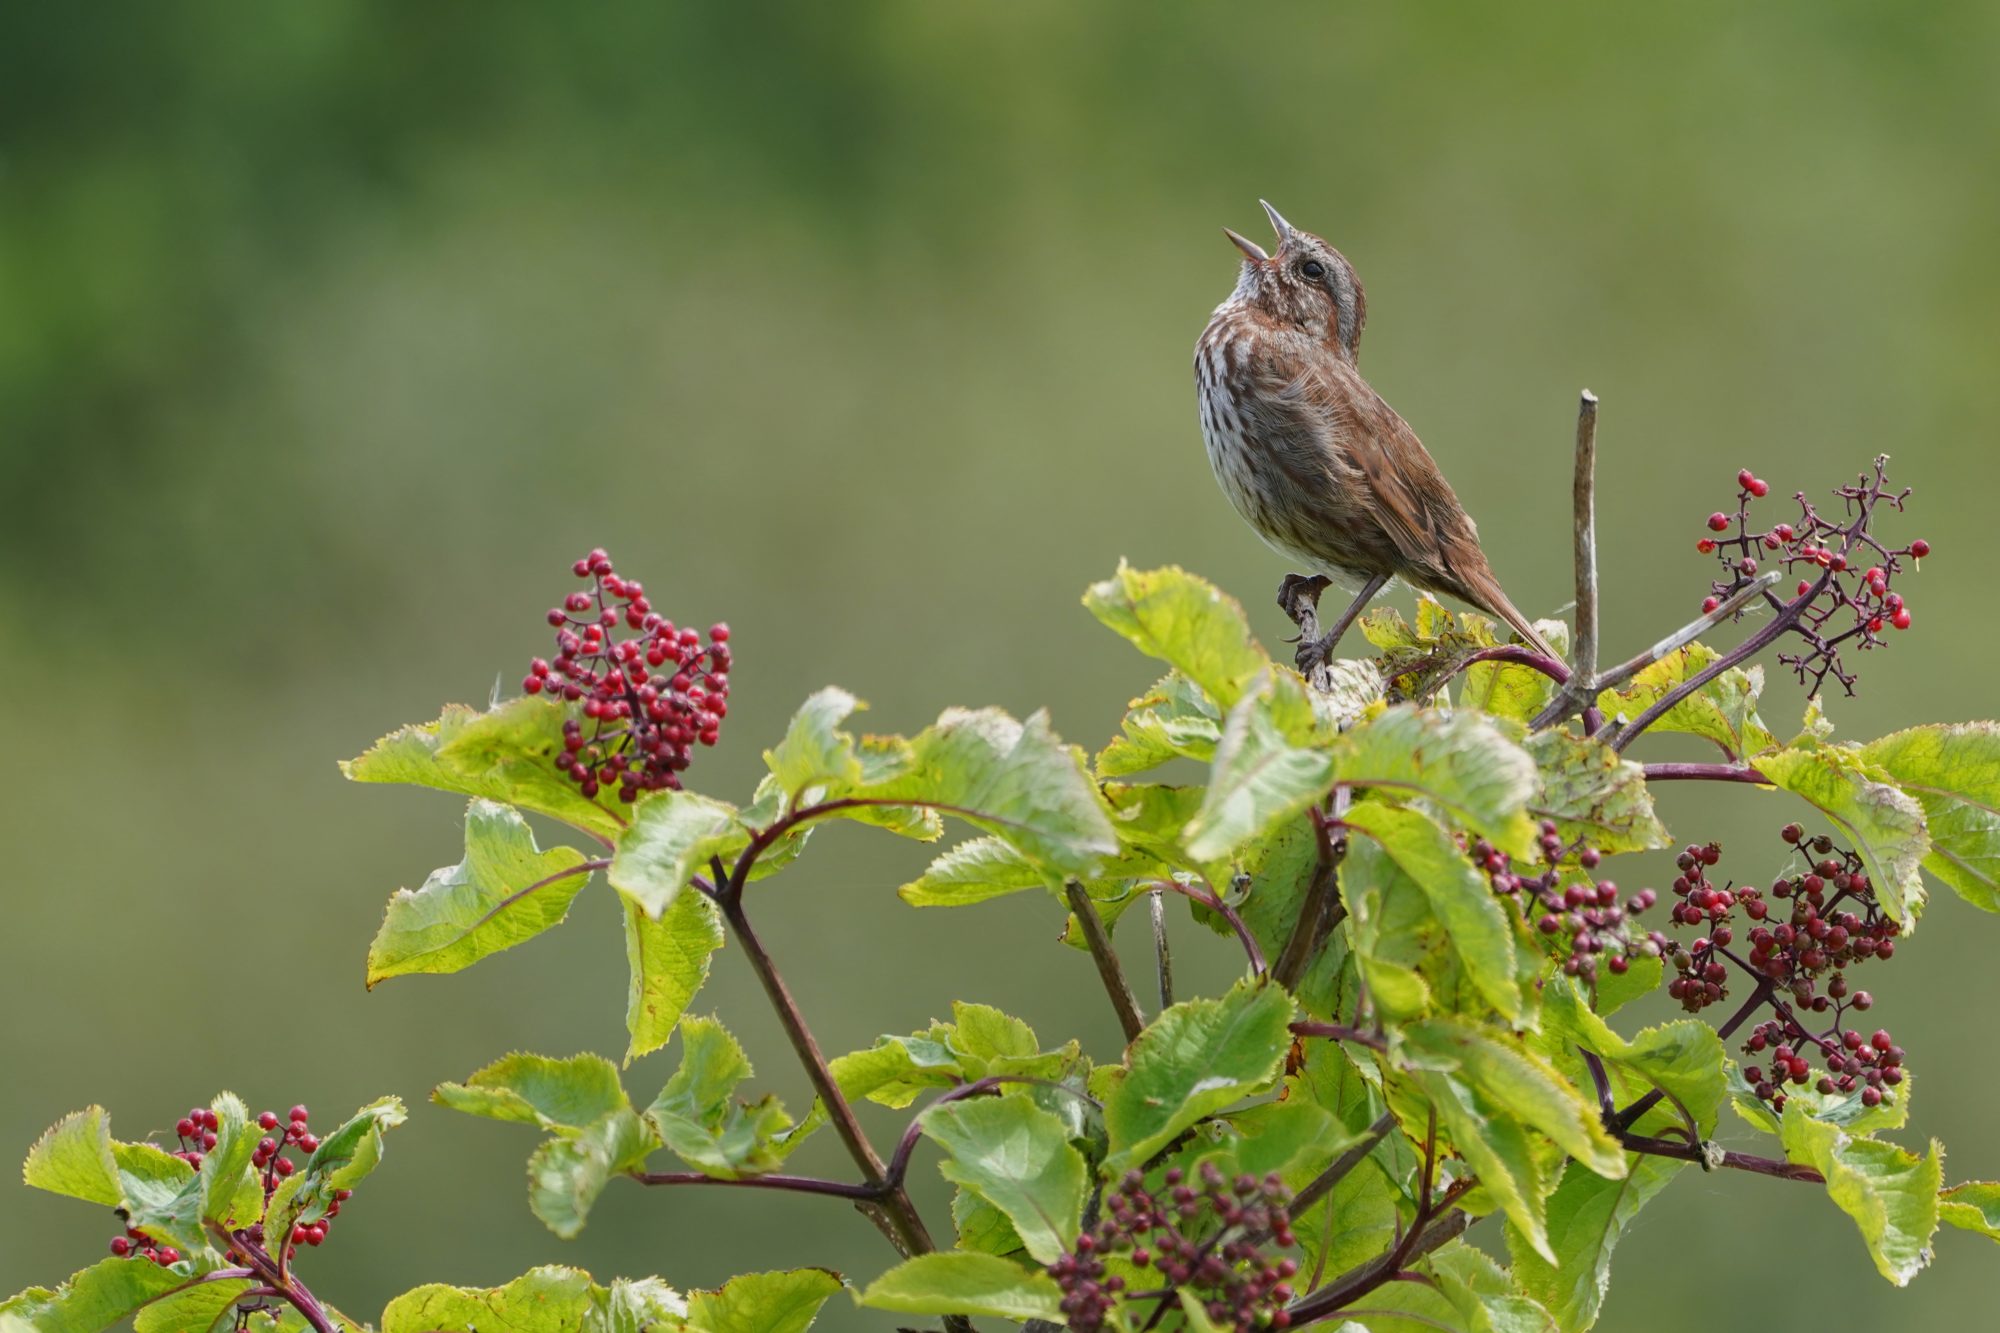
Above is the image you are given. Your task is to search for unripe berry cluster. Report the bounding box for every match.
[1693,458,1924,696]
[109,1104,355,1267]
[1472,822,1664,985]
[526,549,732,803]
[1049,1163,1298,1332]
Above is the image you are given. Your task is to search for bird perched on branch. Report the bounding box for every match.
[1195,200,1557,671]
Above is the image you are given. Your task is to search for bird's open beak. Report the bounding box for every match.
[1260,199,1296,248]
[1223,227,1269,263]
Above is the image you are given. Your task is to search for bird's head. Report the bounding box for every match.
[1223,200,1367,361]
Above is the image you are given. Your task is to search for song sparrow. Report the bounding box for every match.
[1195,201,1558,671]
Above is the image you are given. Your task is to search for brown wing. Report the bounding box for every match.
[1243,341,1557,658]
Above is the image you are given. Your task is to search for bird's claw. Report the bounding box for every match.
[1277,574,1332,643]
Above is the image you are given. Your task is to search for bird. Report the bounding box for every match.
[1194,200,1558,673]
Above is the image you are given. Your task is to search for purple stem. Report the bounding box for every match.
[1643,763,1771,784]
[1151,878,1266,977]
[630,1170,886,1201]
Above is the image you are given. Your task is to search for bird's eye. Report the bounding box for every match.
[1301,260,1326,280]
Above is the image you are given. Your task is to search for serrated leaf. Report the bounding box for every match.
[1185,672,1334,862]
[382,1265,599,1333]
[1334,706,1539,858]
[1538,979,1727,1136]
[1097,670,1227,777]
[1759,744,1929,924]
[1862,722,2000,913]
[1343,802,1522,1022]
[684,1269,842,1333]
[1400,1017,1626,1181]
[1406,1063,1557,1262]
[607,791,745,919]
[1938,1181,2000,1241]
[855,1252,1063,1322]
[265,1097,405,1249]
[858,707,1118,878]
[645,1016,794,1179]
[342,697,630,840]
[829,1034,964,1109]
[434,1052,630,1131]
[622,888,725,1064]
[1104,978,1294,1170]
[765,687,870,796]
[196,1092,259,1229]
[529,1107,654,1239]
[1180,1099,1350,1190]
[21,1107,120,1206]
[1779,1103,1940,1284]
[134,1280,255,1333]
[953,1186,1029,1257]
[0,1258,190,1333]
[1083,563,1274,710]
[897,836,1047,908]
[922,1096,1086,1264]
[108,1142,200,1253]
[1526,731,1671,855]
[1597,643,1777,759]
[1508,1153,1682,1333]
[368,799,593,985]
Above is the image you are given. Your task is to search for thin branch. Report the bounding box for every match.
[1274,798,1350,989]
[1642,762,1772,784]
[1065,880,1146,1042]
[1615,1130,1825,1184]
[1531,571,1782,731]
[1289,1020,1386,1053]
[1148,887,1174,1010]
[1289,1208,1471,1326]
[630,1170,886,1200]
[1540,391,1601,726]
[1152,877,1267,977]
[1292,1110,1397,1216]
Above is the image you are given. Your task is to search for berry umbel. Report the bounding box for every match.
[528,548,732,802]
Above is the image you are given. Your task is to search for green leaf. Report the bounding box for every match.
[685,1269,842,1333]
[1526,731,1671,855]
[1400,1018,1626,1181]
[1590,953,1662,1018]
[1539,979,1728,1136]
[134,1280,256,1333]
[529,1107,655,1239]
[897,836,1046,908]
[922,1096,1087,1264]
[265,1097,405,1249]
[1083,562,1275,710]
[765,687,870,796]
[1508,1154,1683,1333]
[953,1186,1029,1257]
[1334,706,1538,858]
[829,1034,964,1109]
[1343,841,1442,1022]
[645,1016,794,1179]
[1181,1099,1350,1190]
[1596,643,1776,759]
[1096,670,1226,777]
[1780,1103,1941,1284]
[0,1258,190,1333]
[608,791,745,918]
[859,707,1118,878]
[109,1143,201,1254]
[21,1107,120,1206]
[1939,1181,2000,1241]
[1759,744,1930,924]
[1461,620,1570,725]
[1185,672,1334,862]
[1104,978,1294,1170]
[595,1277,689,1333]
[342,696,631,840]
[195,1092,260,1229]
[1343,802,1523,1022]
[1405,1063,1558,1263]
[1862,722,2000,913]
[434,1052,630,1131]
[368,799,593,985]
[855,1252,1063,1322]
[1321,1241,1557,1333]
[382,1265,600,1333]
[622,888,725,1064]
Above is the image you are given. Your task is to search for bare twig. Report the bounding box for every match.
[1148,887,1174,1010]
[1273,796,1350,989]
[1065,880,1146,1042]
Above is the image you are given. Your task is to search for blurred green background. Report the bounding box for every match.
[3,2,1997,1328]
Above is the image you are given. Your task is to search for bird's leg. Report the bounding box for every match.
[1276,574,1333,644]
[1296,572,1391,679]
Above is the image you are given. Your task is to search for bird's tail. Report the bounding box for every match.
[1461,569,1562,663]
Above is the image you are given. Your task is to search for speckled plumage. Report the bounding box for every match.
[1195,203,1555,660]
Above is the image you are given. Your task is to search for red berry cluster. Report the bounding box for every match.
[1473,822,1664,985]
[1694,458,1924,695]
[1662,841,1738,1013]
[526,549,732,803]
[1050,1163,1298,1332]
[110,1104,355,1268]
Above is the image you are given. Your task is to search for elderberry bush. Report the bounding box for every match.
[10,459,2000,1333]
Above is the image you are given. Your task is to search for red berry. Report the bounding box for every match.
[175,1118,195,1138]
[1707,512,1731,532]
[1701,596,1721,614]
[1910,539,1931,558]
[110,1237,131,1256]
[1891,607,1912,630]
[1696,538,1717,554]
[258,1112,279,1130]
[274,1157,294,1177]
[289,1106,309,1123]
